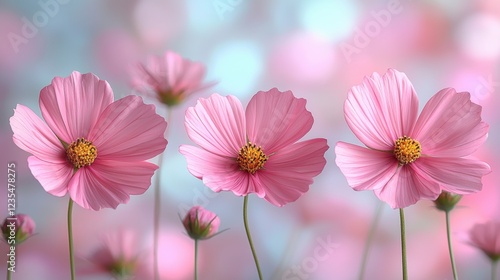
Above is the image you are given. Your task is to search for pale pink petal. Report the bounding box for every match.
[10,105,66,162]
[184,94,246,157]
[335,142,399,191]
[179,145,263,196]
[258,138,328,206]
[373,165,440,208]
[344,69,418,150]
[412,157,491,194]
[27,156,73,196]
[468,222,500,257]
[89,95,167,161]
[68,160,157,210]
[412,88,489,157]
[246,88,313,153]
[39,72,113,143]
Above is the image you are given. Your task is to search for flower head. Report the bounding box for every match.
[10,71,168,210]
[467,221,500,262]
[182,206,220,240]
[180,88,328,206]
[335,69,490,208]
[2,214,35,244]
[131,50,213,106]
[86,230,144,279]
[433,191,462,212]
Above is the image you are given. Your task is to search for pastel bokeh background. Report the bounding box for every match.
[1,0,499,279]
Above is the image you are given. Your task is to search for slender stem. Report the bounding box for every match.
[399,208,408,280]
[492,259,498,280]
[358,201,384,280]
[153,108,172,280]
[243,196,263,280]
[194,239,199,280]
[7,264,12,280]
[68,198,75,280]
[445,210,458,280]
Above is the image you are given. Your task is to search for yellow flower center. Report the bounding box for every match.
[394,136,421,165]
[236,142,269,174]
[66,138,97,169]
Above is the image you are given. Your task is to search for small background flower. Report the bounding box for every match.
[131,50,214,107]
[466,221,500,261]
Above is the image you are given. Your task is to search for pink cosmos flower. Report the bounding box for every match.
[335,69,490,208]
[179,88,328,206]
[131,50,213,106]
[85,230,146,279]
[183,206,220,240]
[467,221,500,261]
[10,71,168,210]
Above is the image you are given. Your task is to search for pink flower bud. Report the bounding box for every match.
[182,206,220,240]
[2,214,35,245]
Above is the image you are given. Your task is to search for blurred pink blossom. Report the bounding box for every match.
[10,71,168,210]
[180,88,328,206]
[467,221,500,261]
[85,230,146,279]
[335,68,490,208]
[131,50,213,107]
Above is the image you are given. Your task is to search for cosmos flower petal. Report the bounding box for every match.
[132,51,213,106]
[412,157,491,194]
[246,88,313,153]
[89,95,167,161]
[184,94,246,157]
[468,222,500,260]
[27,156,73,197]
[413,88,489,157]
[344,69,418,150]
[258,139,328,206]
[174,62,206,92]
[179,145,263,196]
[373,166,441,209]
[39,71,114,143]
[68,160,157,210]
[10,104,65,162]
[335,142,399,191]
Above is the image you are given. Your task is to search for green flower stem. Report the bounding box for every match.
[399,208,408,280]
[153,109,172,280]
[194,239,199,280]
[68,198,75,280]
[445,210,458,280]
[243,196,263,280]
[7,264,12,280]
[358,201,384,280]
[492,259,498,280]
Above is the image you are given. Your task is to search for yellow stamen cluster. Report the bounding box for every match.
[236,142,269,174]
[66,138,97,169]
[394,136,421,165]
